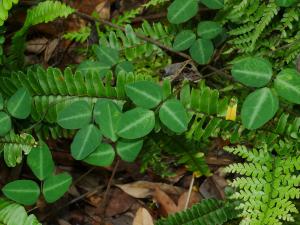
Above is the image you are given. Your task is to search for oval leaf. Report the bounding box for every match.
[173,30,196,51]
[125,81,163,109]
[117,108,155,139]
[200,0,224,9]
[189,39,214,65]
[94,99,122,142]
[274,69,300,104]
[27,144,55,181]
[159,99,188,133]
[116,139,143,162]
[276,0,296,7]
[116,61,134,75]
[2,180,40,205]
[43,172,72,203]
[241,88,279,130]
[7,88,32,119]
[197,21,222,39]
[231,57,273,88]
[71,124,102,160]
[167,0,199,24]
[0,112,11,136]
[77,60,110,75]
[93,45,119,67]
[57,101,92,129]
[84,143,115,166]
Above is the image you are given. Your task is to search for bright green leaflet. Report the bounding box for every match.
[274,69,300,104]
[197,21,222,40]
[241,88,279,130]
[76,60,110,76]
[43,172,72,203]
[200,0,224,9]
[57,101,92,129]
[167,0,198,24]
[7,88,31,119]
[189,39,214,65]
[2,180,40,205]
[159,99,188,133]
[0,94,3,110]
[125,81,163,109]
[84,143,115,166]
[231,57,273,88]
[27,145,55,181]
[115,61,134,75]
[94,99,122,142]
[276,0,296,7]
[71,124,102,160]
[0,112,11,136]
[116,139,144,162]
[117,108,155,139]
[173,30,196,51]
[93,45,119,67]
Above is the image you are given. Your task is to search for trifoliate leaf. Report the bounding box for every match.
[76,60,110,76]
[197,21,222,39]
[241,88,279,130]
[84,143,115,166]
[125,81,163,109]
[116,139,143,162]
[7,88,32,119]
[167,0,198,24]
[93,45,119,67]
[200,0,224,9]
[173,30,196,51]
[189,39,214,65]
[115,61,134,74]
[0,112,11,136]
[231,57,273,88]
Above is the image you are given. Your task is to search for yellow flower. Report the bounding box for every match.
[226,98,237,121]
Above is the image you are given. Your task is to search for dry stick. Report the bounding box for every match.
[184,174,195,210]
[99,159,120,225]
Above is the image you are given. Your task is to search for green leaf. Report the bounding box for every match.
[93,45,119,67]
[197,21,222,39]
[241,88,279,130]
[276,0,296,7]
[274,69,300,104]
[159,99,188,133]
[2,180,40,205]
[43,172,72,203]
[0,94,3,110]
[76,60,110,75]
[189,39,214,65]
[7,88,32,119]
[115,61,134,74]
[173,30,196,51]
[231,57,273,88]
[167,0,198,24]
[0,112,11,136]
[200,0,224,9]
[84,143,115,166]
[57,101,92,129]
[27,144,55,181]
[71,124,102,160]
[94,99,122,142]
[116,139,143,162]
[125,81,163,109]
[117,108,155,139]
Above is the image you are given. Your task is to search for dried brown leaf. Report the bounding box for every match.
[133,208,154,225]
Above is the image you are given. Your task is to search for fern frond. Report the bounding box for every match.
[63,26,91,43]
[155,199,238,225]
[0,198,41,225]
[0,0,19,26]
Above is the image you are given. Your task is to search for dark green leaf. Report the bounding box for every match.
[200,0,224,9]
[2,180,40,205]
[43,172,72,203]
[167,0,198,24]
[197,21,222,39]
[84,143,115,166]
[232,57,273,88]
[0,94,3,110]
[93,45,119,67]
[125,81,163,109]
[241,88,279,130]
[159,99,188,133]
[94,99,122,142]
[173,30,196,51]
[115,61,134,74]
[0,112,11,136]
[76,60,110,75]
[57,101,92,129]
[27,144,55,181]
[117,108,155,139]
[189,39,214,65]
[276,0,296,7]
[71,124,102,160]
[7,88,32,119]
[116,139,143,162]
[274,69,300,104]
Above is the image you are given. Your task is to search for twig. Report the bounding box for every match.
[184,174,195,210]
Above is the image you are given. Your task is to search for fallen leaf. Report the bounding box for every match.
[57,219,72,225]
[44,38,59,62]
[177,191,202,211]
[26,37,48,54]
[153,187,178,215]
[96,0,111,20]
[133,208,154,225]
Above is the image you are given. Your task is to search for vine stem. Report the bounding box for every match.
[75,11,192,61]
